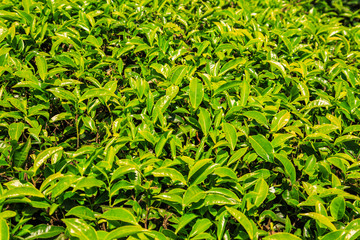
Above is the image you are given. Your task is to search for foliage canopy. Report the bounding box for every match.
[0,0,360,239]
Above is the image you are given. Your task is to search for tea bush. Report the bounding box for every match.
[0,0,360,239]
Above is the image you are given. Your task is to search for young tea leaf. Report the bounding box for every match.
[249,135,274,162]
[223,123,237,151]
[189,78,204,109]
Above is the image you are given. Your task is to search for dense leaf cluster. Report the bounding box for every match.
[0,0,360,239]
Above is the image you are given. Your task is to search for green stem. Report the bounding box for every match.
[106,103,114,125]
[75,114,79,148]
